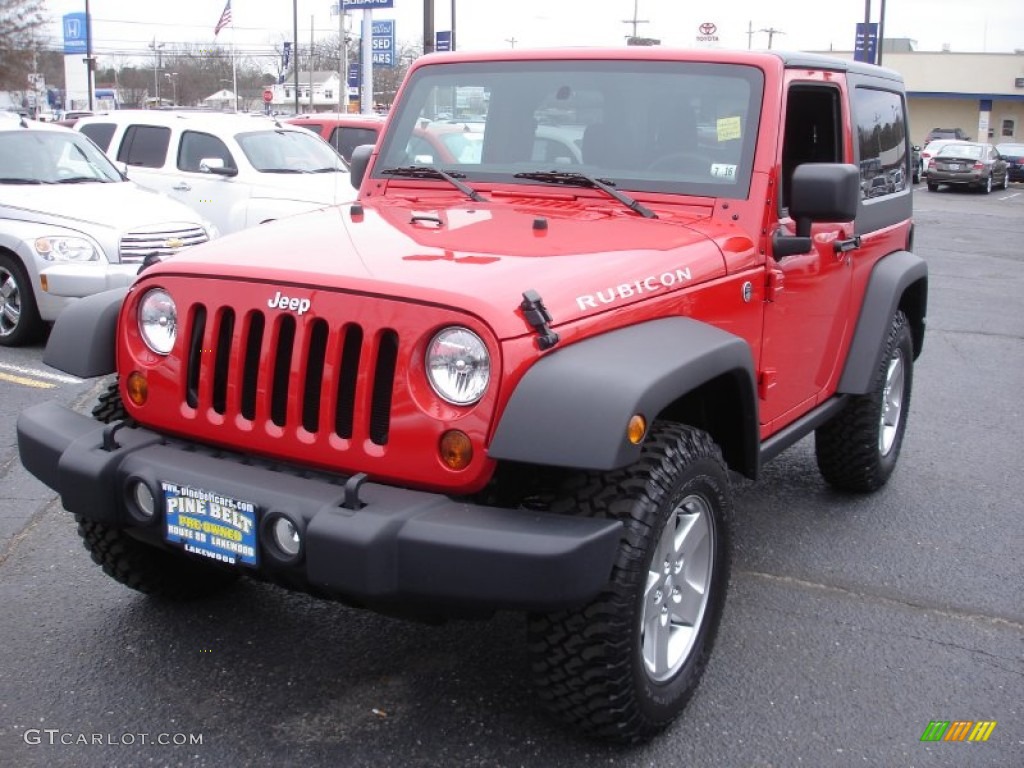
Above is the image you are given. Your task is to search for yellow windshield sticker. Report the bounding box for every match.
[717,116,742,142]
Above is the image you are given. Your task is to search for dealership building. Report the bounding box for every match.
[823,42,1024,146]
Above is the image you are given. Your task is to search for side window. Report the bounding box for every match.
[79,122,116,152]
[178,130,236,172]
[116,125,171,168]
[852,87,908,200]
[780,85,842,209]
[329,126,378,162]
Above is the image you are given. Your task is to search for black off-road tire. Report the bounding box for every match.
[76,515,240,600]
[815,311,914,492]
[77,378,239,600]
[528,423,732,744]
[0,251,44,347]
[926,182,938,192]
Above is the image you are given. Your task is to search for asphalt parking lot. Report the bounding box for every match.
[1,183,1022,767]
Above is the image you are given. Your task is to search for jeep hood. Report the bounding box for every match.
[147,196,735,340]
[0,181,206,232]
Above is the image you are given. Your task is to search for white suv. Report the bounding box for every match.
[0,116,216,346]
[75,111,352,236]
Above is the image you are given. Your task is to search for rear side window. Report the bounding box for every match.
[79,122,116,152]
[178,130,236,172]
[116,125,171,168]
[853,87,908,199]
[329,126,379,161]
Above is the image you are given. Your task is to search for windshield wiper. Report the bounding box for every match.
[379,165,487,203]
[513,170,657,219]
[55,176,107,184]
[0,178,46,184]
[259,168,312,174]
[309,166,347,173]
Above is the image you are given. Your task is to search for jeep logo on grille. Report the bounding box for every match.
[268,291,311,315]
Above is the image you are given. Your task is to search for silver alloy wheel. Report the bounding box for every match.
[0,265,23,338]
[879,346,906,455]
[641,492,714,682]
[985,174,993,193]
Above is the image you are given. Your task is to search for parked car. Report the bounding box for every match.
[926,141,1009,193]
[996,141,1024,182]
[20,49,926,743]
[924,127,969,143]
[920,139,968,176]
[0,116,216,346]
[287,112,386,162]
[74,111,351,236]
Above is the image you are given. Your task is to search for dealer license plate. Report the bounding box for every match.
[948,163,961,170]
[162,481,258,567]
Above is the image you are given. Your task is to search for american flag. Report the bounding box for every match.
[214,0,232,36]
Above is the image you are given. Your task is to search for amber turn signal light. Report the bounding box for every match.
[439,430,473,470]
[126,372,148,406]
[627,414,647,445]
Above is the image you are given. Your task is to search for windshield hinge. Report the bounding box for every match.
[520,290,559,351]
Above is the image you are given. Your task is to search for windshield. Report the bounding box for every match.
[0,129,123,184]
[374,60,764,199]
[235,128,349,173]
[936,144,982,159]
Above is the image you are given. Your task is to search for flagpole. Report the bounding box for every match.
[232,22,238,112]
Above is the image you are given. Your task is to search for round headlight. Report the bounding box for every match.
[138,288,177,355]
[426,327,490,405]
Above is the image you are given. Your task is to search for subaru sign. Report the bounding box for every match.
[63,12,88,55]
[343,0,394,9]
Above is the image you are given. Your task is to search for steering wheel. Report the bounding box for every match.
[645,151,706,174]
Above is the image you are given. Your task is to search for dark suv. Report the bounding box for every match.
[925,127,970,143]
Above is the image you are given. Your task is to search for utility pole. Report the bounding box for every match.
[424,0,435,55]
[85,0,94,110]
[746,21,755,50]
[759,27,784,49]
[293,0,299,114]
[505,37,517,49]
[622,0,648,41]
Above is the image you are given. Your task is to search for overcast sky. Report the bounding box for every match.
[44,0,1024,67]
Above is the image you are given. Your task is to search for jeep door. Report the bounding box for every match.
[759,79,854,429]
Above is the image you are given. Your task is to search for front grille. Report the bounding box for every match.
[183,303,396,446]
[119,224,209,263]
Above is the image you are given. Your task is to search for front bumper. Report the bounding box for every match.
[17,402,622,612]
[40,262,140,298]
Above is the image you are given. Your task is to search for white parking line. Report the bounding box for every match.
[0,361,83,384]
[997,191,1021,201]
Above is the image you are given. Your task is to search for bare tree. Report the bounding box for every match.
[0,0,47,90]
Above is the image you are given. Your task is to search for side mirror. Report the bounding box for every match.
[774,164,860,258]
[199,157,238,177]
[349,144,374,190]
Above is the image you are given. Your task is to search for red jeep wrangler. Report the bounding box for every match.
[18,49,926,743]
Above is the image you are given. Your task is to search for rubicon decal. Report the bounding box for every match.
[268,290,311,315]
[576,268,693,311]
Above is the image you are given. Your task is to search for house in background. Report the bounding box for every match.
[269,72,345,114]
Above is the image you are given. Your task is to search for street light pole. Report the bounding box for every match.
[148,39,165,106]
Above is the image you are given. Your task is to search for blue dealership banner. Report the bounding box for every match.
[854,22,878,64]
[63,13,88,55]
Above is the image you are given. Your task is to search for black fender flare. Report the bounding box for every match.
[838,250,927,395]
[42,287,126,378]
[488,318,758,475]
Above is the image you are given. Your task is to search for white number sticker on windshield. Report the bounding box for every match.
[710,163,737,179]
